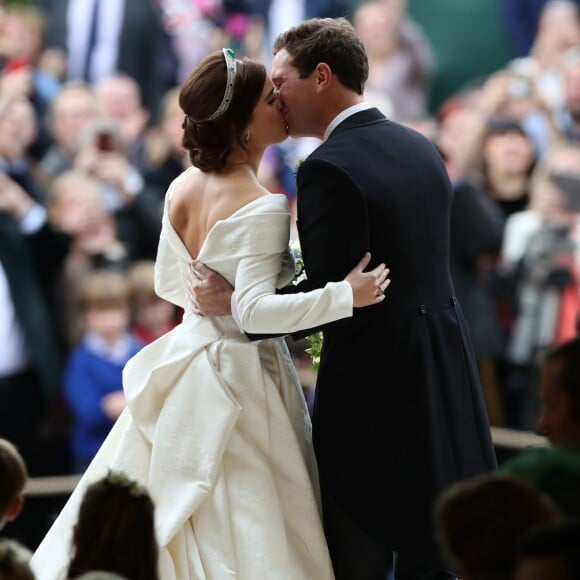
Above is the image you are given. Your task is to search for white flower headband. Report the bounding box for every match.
[207,48,237,121]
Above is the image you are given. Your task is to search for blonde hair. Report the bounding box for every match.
[0,439,27,521]
[127,260,156,301]
[46,169,103,209]
[76,269,130,313]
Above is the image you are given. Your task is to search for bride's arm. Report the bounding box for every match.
[187,253,388,335]
[235,251,387,335]
[235,252,353,334]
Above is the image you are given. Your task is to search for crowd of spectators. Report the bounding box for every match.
[433,334,580,579]
[1,0,580,571]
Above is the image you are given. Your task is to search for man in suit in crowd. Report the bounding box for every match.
[190,18,497,580]
[34,0,173,120]
[0,171,69,548]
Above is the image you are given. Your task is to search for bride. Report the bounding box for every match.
[31,48,389,579]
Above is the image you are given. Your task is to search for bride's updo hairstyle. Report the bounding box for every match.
[179,49,266,172]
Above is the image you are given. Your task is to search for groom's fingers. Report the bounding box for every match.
[355,252,372,272]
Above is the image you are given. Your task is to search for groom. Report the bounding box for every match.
[190,18,497,580]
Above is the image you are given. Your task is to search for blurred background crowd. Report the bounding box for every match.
[1,0,580,561]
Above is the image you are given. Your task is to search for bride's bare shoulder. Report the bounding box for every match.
[177,170,268,217]
[168,167,203,203]
[167,168,270,251]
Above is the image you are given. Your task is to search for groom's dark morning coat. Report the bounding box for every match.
[290,108,497,558]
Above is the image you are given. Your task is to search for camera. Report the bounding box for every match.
[3,57,29,74]
[549,171,580,212]
[95,129,116,152]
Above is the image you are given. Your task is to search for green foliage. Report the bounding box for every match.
[290,238,323,371]
[304,331,322,372]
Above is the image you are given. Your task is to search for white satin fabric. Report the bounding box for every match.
[32,176,352,579]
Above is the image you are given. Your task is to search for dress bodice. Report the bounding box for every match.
[153,172,352,336]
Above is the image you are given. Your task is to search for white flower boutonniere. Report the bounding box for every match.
[289,238,323,371]
[294,155,307,178]
[289,238,306,283]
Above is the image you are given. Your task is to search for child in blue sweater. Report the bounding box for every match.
[63,269,143,473]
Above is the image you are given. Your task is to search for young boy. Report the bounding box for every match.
[127,260,178,344]
[0,438,28,531]
[62,269,143,473]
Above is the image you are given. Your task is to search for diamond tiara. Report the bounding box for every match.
[207,48,237,121]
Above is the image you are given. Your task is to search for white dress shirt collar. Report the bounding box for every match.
[323,102,371,142]
[84,330,135,364]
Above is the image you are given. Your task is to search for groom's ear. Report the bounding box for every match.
[314,63,332,92]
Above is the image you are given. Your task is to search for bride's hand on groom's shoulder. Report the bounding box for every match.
[345,252,390,308]
[188,261,234,317]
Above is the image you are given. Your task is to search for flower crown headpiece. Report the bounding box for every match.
[0,545,17,572]
[207,48,237,121]
[0,540,31,573]
[105,469,147,497]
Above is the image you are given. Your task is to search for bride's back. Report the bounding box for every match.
[168,166,268,259]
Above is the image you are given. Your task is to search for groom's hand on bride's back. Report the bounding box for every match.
[188,260,234,317]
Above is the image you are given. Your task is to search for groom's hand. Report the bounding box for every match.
[188,260,234,317]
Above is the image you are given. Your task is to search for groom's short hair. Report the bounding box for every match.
[273,17,368,95]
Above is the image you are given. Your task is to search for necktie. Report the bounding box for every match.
[82,0,100,82]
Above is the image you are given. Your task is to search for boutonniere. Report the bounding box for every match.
[293,155,307,178]
[289,238,323,371]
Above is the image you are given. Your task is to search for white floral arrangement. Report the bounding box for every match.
[289,238,322,371]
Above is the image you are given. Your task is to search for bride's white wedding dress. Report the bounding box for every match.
[31,173,353,579]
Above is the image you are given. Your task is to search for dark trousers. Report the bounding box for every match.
[0,369,44,471]
[0,369,69,550]
[322,487,458,580]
